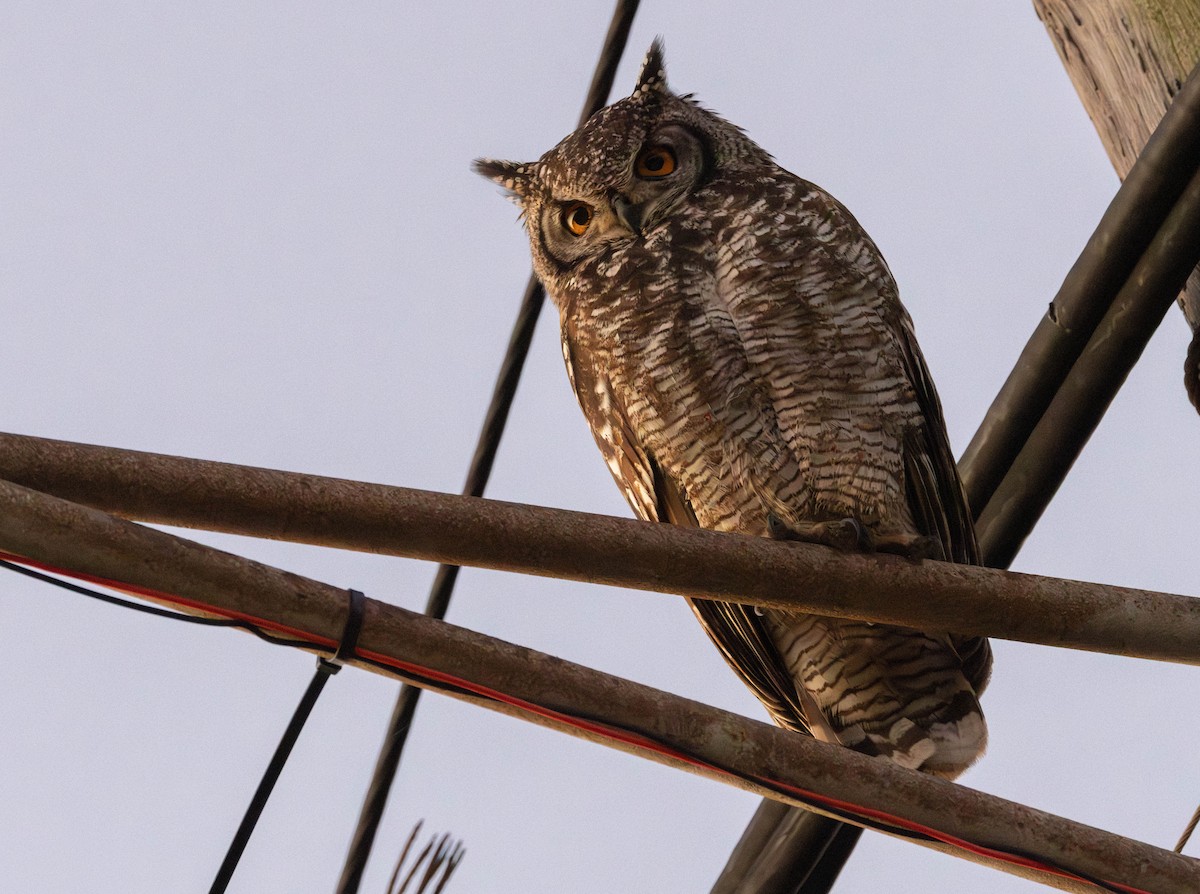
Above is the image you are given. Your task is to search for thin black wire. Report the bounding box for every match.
[0,558,312,650]
[332,4,642,892]
[208,660,338,894]
[0,557,354,892]
[210,587,363,894]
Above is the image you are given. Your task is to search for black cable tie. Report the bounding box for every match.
[317,588,366,676]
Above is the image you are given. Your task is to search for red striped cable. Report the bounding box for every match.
[0,550,1148,893]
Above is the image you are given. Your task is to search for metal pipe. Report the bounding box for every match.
[3,431,1200,663]
[959,58,1200,522]
[977,159,1200,566]
[0,476,1195,893]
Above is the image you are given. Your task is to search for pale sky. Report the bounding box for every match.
[3,3,1198,892]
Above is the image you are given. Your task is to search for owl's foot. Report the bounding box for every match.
[767,513,873,553]
[875,532,944,563]
[831,724,884,758]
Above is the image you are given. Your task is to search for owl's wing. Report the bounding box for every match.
[777,176,991,693]
[561,330,816,736]
[894,313,978,566]
[652,458,817,735]
[894,314,993,694]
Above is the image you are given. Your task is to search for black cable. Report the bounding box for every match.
[207,662,337,894]
[0,557,368,892]
[209,589,365,894]
[0,557,312,650]
[332,4,642,891]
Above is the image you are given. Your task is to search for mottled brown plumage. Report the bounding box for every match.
[476,42,989,777]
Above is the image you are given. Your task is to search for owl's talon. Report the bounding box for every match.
[824,517,873,553]
[766,513,792,540]
[876,533,944,563]
[767,515,873,553]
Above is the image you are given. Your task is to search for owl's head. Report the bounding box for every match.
[475,40,770,288]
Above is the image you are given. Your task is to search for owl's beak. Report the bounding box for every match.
[611,195,644,235]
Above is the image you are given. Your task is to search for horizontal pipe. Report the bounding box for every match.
[0,475,1194,893]
[2,432,1200,663]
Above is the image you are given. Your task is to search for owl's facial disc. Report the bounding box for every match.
[535,124,707,272]
[619,125,705,230]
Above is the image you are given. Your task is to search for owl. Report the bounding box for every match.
[476,39,990,879]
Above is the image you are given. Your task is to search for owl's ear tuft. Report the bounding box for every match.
[473,158,535,206]
[633,38,669,96]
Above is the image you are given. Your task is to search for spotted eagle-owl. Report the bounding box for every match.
[476,42,990,780]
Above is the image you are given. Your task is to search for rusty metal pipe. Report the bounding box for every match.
[0,476,1195,892]
[2,431,1200,664]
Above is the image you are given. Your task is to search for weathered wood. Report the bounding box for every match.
[1034,0,1200,403]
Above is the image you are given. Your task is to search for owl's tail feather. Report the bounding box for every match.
[709,799,861,894]
[855,698,987,779]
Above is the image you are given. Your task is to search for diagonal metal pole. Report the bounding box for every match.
[959,58,1200,535]
[333,4,640,890]
[975,158,1200,565]
[711,54,1200,894]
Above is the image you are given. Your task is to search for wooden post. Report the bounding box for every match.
[1033,0,1200,404]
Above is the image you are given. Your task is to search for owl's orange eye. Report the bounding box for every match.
[562,201,593,236]
[635,145,676,179]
